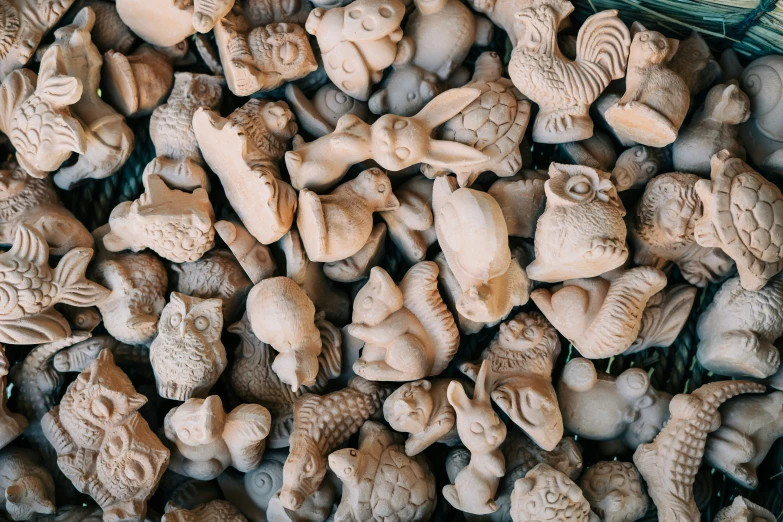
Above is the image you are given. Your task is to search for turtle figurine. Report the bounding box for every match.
[329,421,437,522]
[421,51,532,187]
[695,150,783,291]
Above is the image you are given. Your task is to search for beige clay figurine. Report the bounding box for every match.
[285,82,370,138]
[0,349,27,452]
[0,446,56,521]
[508,1,630,143]
[488,171,548,239]
[214,219,276,284]
[117,0,235,47]
[510,464,599,522]
[323,222,386,283]
[611,145,671,192]
[380,176,437,265]
[739,55,783,177]
[161,500,248,522]
[627,282,697,355]
[713,496,776,522]
[526,163,627,282]
[42,349,170,522]
[150,292,226,401]
[579,461,648,522]
[668,30,721,96]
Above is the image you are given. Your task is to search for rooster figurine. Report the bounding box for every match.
[508,0,630,144]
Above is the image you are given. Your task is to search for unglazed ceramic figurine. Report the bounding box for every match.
[488,171,547,239]
[150,292,226,401]
[383,378,467,456]
[579,461,648,522]
[697,274,783,379]
[279,377,390,511]
[380,176,436,264]
[215,219,276,284]
[634,380,765,522]
[194,101,297,245]
[673,82,751,175]
[162,500,248,522]
[0,158,92,256]
[526,163,627,282]
[611,145,671,192]
[510,464,598,522]
[695,151,783,291]
[509,2,630,143]
[285,82,370,138]
[459,312,562,451]
[164,396,271,480]
[443,361,506,515]
[117,0,235,47]
[433,176,529,324]
[0,349,25,452]
[247,277,322,391]
[422,52,531,187]
[90,225,167,346]
[215,9,317,96]
[297,168,399,262]
[705,392,783,489]
[305,0,404,101]
[739,55,783,177]
[285,88,488,192]
[330,421,436,522]
[631,172,735,288]
[557,129,617,172]
[668,31,721,96]
[558,358,672,452]
[323,223,386,282]
[169,249,252,324]
[104,174,216,263]
[0,225,108,344]
[0,446,55,520]
[627,283,696,355]
[605,23,689,147]
[532,267,666,359]
[348,262,459,381]
[42,349,170,522]
[713,496,776,522]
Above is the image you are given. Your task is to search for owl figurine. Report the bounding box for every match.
[150,292,226,401]
[526,164,628,283]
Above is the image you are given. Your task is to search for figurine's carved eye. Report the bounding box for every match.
[407,92,417,101]
[470,422,484,434]
[646,165,656,174]
[11,169,21,179]
[379,6,393,17]
[91,397,112,419]
[363,296,373,309]
[395,147,410,160]
[657,39,666,49]
[393,120,407,130]
[180,428,191,440]
[194,316,209,331]
[378,184,386,193]
[170,313,182,327]
[304,457,315,474]
[350,450,357,456]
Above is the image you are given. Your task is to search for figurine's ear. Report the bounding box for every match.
[616,368,650,400]
[561,358,597,392]
[447,380,471,411]
[665,38,679,61]
[630,21,647,36]
[125,393,147,412]
[394,37,415,66]
[73,7,96,32]
[514,477,535,496]
[368,90,388,116]
[417,379,433,392]
[423,140,488,170]
[415,88,482,131]
[473,360,492,403]
[102,230,130,252]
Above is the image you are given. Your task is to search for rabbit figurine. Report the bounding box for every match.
[297,168,399,262]
[443,360,506,515]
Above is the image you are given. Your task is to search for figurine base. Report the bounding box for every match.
[532,108,593,144]
[605,102,677,147]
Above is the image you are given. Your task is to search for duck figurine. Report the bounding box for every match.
[297,168,400,262]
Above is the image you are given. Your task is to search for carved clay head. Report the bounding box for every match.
[351,267,403,326]
[383,380,434,434]
[260,101,298,144]
[166,395,227,446]
[635,172,702,255]
[628,23,678,67]
[511,464,597,522]
[579,461,648,522]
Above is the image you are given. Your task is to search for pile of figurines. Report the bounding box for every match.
[2,0,783,521]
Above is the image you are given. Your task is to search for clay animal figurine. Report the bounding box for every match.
[247,277,323,391]
[713,496,776,522]
[0,349,26,452]
[194,100,297,245]
[422,51,531,187]
[605,23,689,147]
[705,392,783,489]
[323,223,386,283]
[526,163,627,282]
[466,0,534,46]
[164,395,271,481]
[509,1,631,143]
[697,274,783,379]
[279,377,390,512]
[0,39,86,178]
[556,128,617,173]
[380,176,437,265]
[169,249,253,324]
[329,421,436,522]
[631,172,735,288]
[285,88,488,192]
[102,41,192,118]
[443,361,506,515]
[305,0,405,101]
[626,282,697,355]
[634,381,765,522]
[49,8,134,190]
[695,150,783,291]
[0,158,92,256]
[215,219,277,284]
[488,170,548,239]
[90,225,167,346]
[285,82,370,138]
[558,358,672,452]
[0,446,56,521]
[297,168,399,262]
[41,349,170,522]
[383,378,467,456]
[0,225,109,344]
[147,72,225,192]
[673,82,751,175]
[116,0,235,47]
[215,9,317,96]
[162,500,248,522]
[739,55,783,177]
[459,312,562,451]
[103,174,216,263]
[611,145,671,192]
[229,311,341,448]
[348,262,459,381]
[668,31,721,96]
[52,335,146,375]
[579,461,648,522]
[511,464,598,522]
[149,292,225,401]
[433,176,529,325]
[236,0,312,26]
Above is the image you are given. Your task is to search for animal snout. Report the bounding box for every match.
[280,489,305,511]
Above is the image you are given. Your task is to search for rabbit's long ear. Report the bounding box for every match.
[474,360,492,403]
[415,88,482,131]
[447,380,471,412]
[423,140,488,170]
